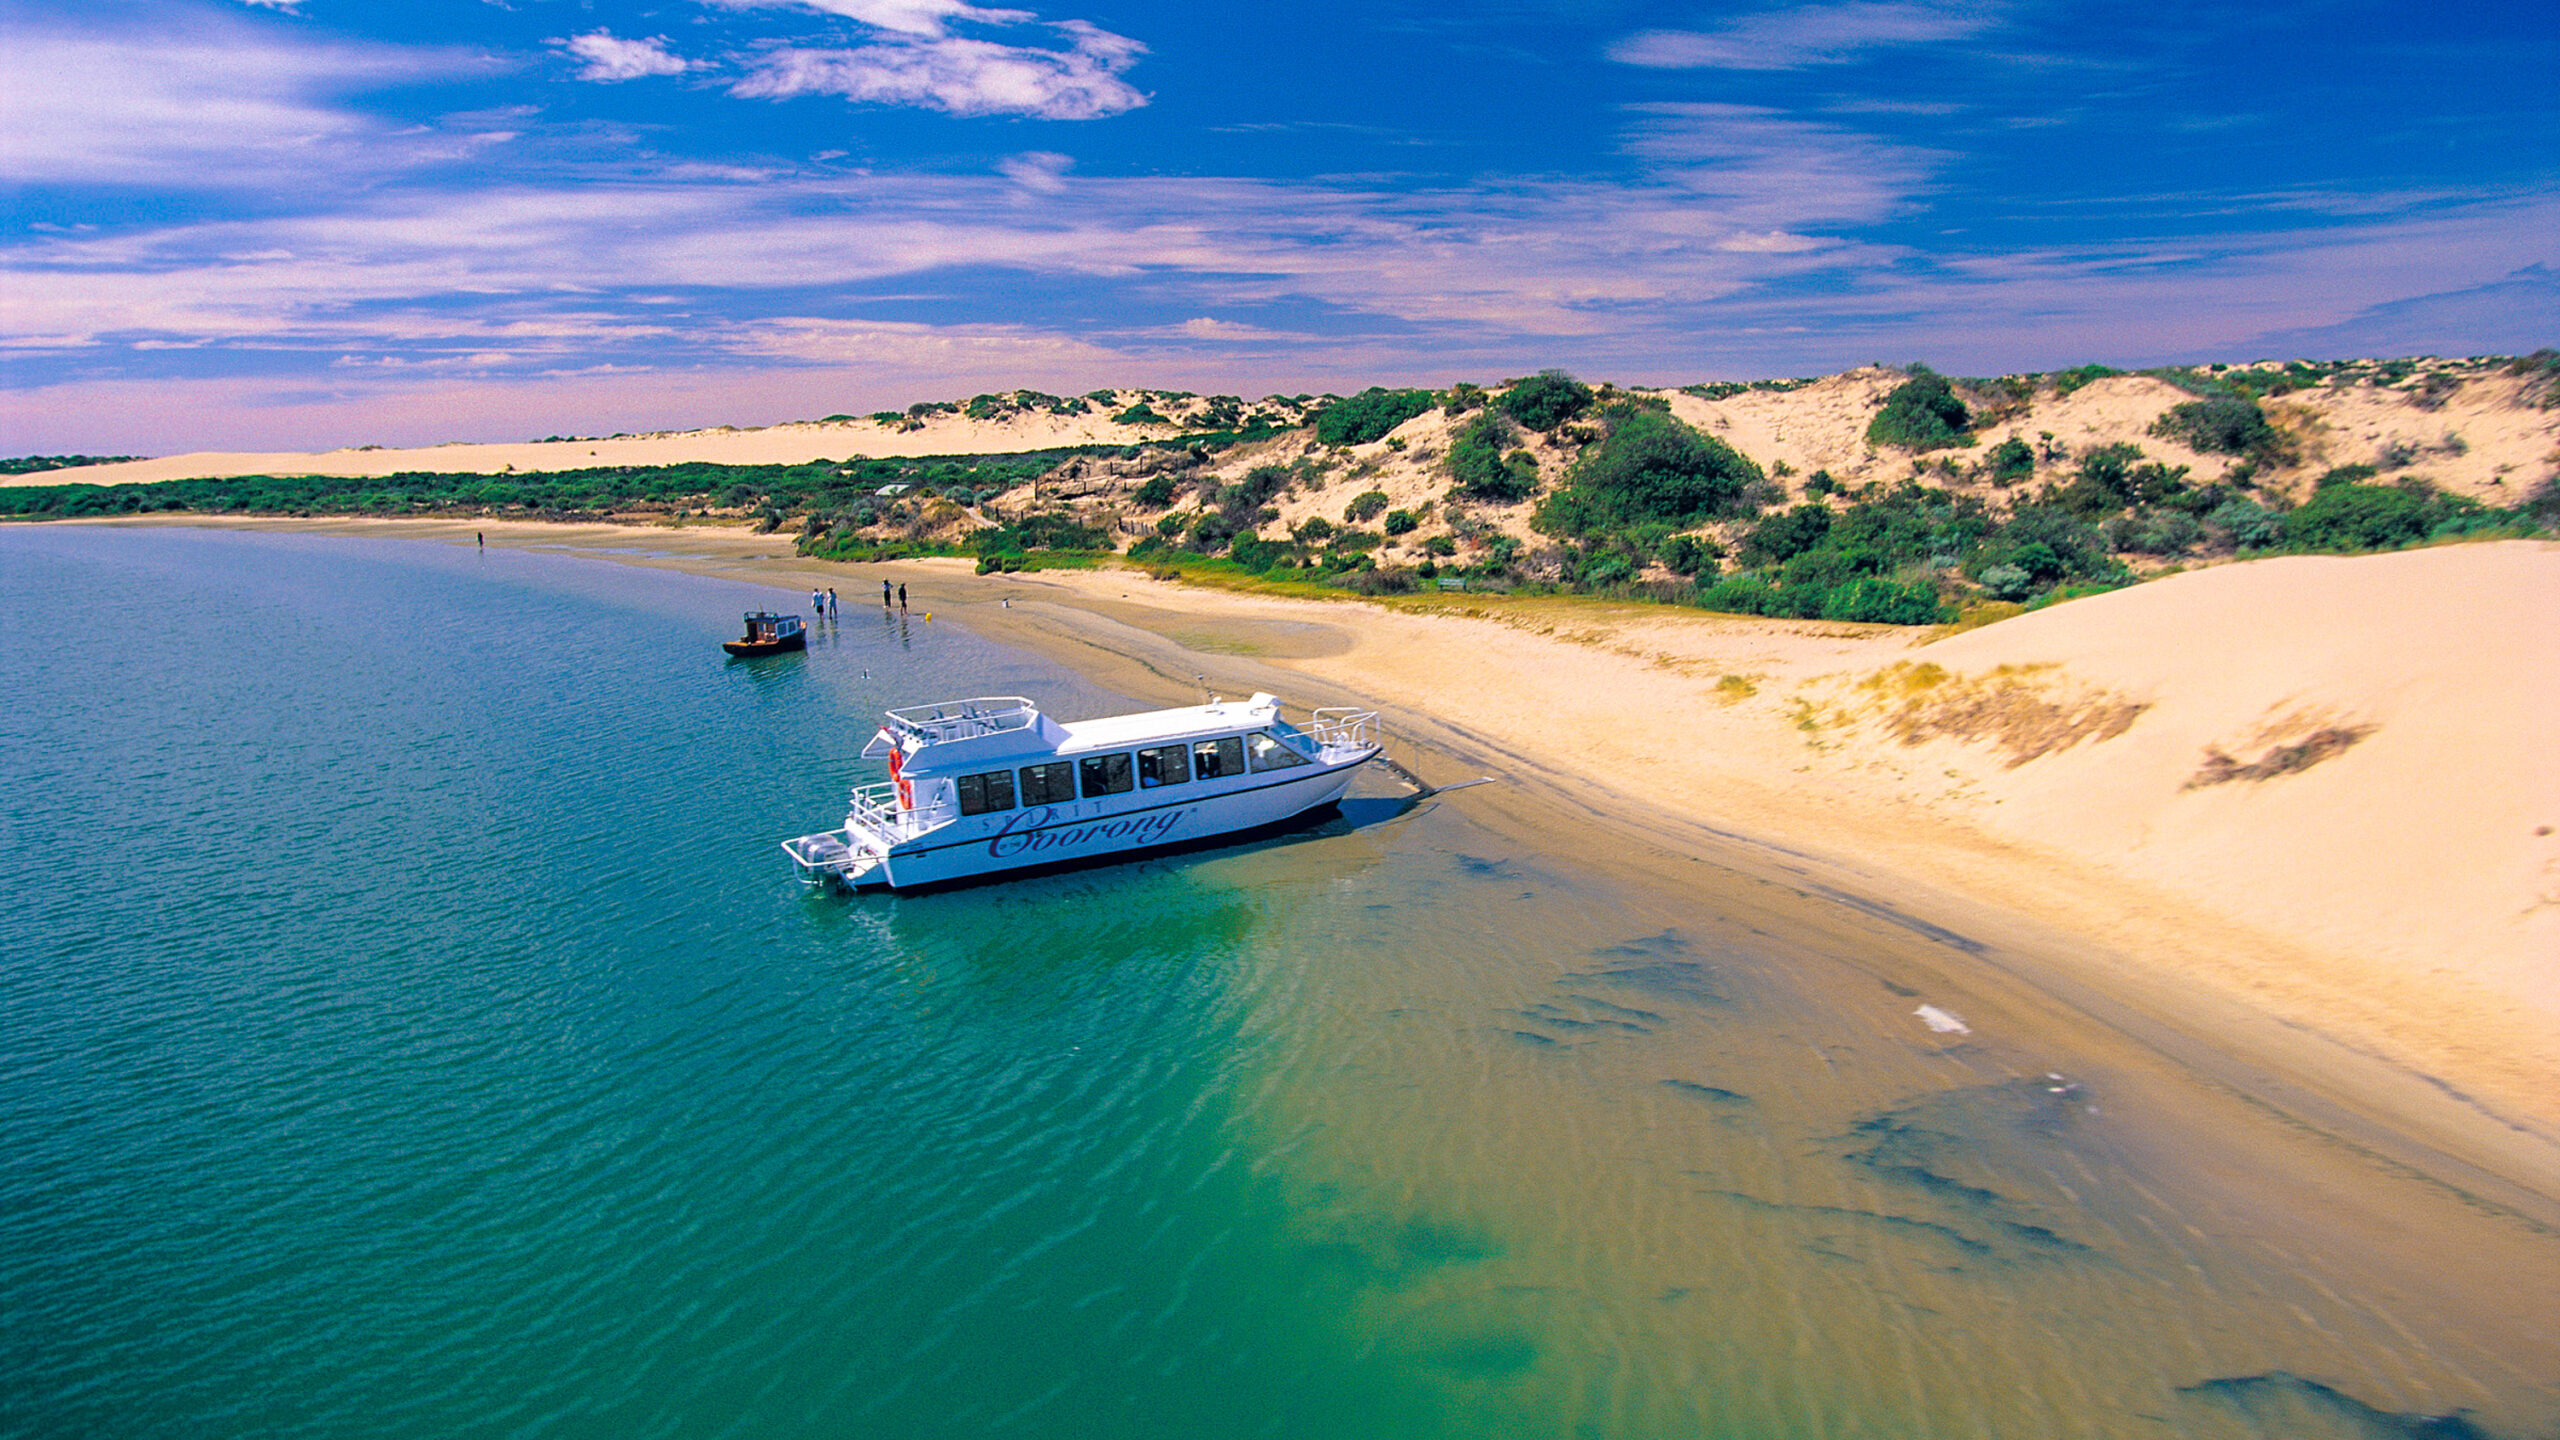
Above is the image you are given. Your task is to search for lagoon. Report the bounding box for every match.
[1,526,2551,1438]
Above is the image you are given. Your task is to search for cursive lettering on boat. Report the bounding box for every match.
[987,805,1193,859]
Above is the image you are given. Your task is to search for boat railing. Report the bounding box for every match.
[848,781,957,838]
[882,697,1040,747]
[1305,707,1382,755]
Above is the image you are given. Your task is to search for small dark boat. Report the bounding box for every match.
[724,611,808,657]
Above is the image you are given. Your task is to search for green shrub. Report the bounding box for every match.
[2151,397,2277,455]
[2505,350,2560,408]
[1779,544,1883,594]
[2282,482,2430,551]
[1132,474,1177,508]
[1866,366,1972,451]
[1975,506,2117,585]
[1228,535,1293,571]
[1344,489,1390,522]
[2051,364,2119,396]
[2101,508,2204,555]
[1978,563,2035,601]
[1659,533,1716,576]
[1315,387,1435,446]
[1821,577,1947,625]
[1696,573,1777,616]
[1382,508,1420,536]
[2207,497,2282,549]
[1424,534,1457,556]
[1579,554,1637,588]
[1498,371,1594,431]
[1533,402,1763,535]
[1985,435,2035,484]
[1738,504,1832,566]
[2523,477,2560,530]
[2044,443,2193,518]
[1447,412,1538,500]
[1440,382,1487,415]
[1113,402,1171,426]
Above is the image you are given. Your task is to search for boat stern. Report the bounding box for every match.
[782,826,887,889]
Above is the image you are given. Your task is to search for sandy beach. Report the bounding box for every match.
[45,514,2560,1217]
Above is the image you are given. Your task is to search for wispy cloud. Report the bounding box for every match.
[999,151,1075,192]
[0,20,497,187]
[1611,2,1996,71]
[703,0,1038,41]
[731,21,1146,118]
[558,31,693,83]
[1622,103,1946,227]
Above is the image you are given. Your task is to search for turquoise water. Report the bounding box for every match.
[3,527,2554,1439]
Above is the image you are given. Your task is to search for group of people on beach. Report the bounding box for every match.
[805,581,907,621]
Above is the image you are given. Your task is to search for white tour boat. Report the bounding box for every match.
[782,693,1383,890]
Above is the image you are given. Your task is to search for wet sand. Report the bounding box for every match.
[39,515,2560,1232]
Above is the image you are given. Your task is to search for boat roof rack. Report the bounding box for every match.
[882,696,1040,745]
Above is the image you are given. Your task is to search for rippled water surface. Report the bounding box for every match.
[3,527,2553,1439]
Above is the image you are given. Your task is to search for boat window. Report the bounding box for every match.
[1019,761,1075,806]
[1079,752,1135,797]
[1136,744,1191,788]
[956,769,1016,816]
[1191,735,1246,779]
[1248,730,1313,771]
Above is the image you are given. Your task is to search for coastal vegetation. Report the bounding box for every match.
[1865,366,1974,451]
[1313,387,1436,447]
[0,454,143,475]
[11,351,2556,624]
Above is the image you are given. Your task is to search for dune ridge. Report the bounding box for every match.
[21,362,2556,520]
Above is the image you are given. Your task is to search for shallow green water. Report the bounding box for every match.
[2,528,2552,1439]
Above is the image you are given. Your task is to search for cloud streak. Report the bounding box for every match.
[1611,2,1996,70]
[703,0,1037,41]
[0,21,497,186]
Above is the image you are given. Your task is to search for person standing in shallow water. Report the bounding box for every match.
[881,580,891,607]
[898,584,907,611]
[827,587,838,620]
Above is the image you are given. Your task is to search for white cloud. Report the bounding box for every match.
[1611,2,1995,70]
[0,22,494,186]
[702,0,1035,40]
[731,21,1145,118]
[558,31,692,82]
[1174,318,1302,341]
[1622,103,1947,227]
[999,151,1073,191]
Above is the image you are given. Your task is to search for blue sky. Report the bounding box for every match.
[3,0,2554,452]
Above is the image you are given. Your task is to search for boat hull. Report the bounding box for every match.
[837,753,1370,891]
[723,633,807,657]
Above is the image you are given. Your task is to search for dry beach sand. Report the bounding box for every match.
[53,514,2560,1219]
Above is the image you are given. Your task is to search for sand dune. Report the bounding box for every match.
[25,364,2555,525]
